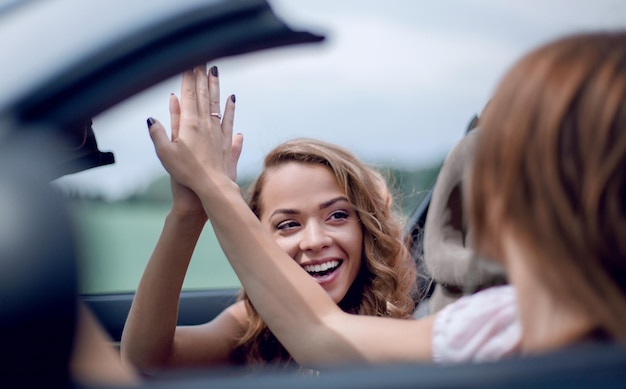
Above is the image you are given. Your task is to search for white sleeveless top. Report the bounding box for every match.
[432,285,521,363]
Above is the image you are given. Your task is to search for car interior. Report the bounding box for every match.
[5,116,626,389]
[2,0,626,388]
[0,142,79,386]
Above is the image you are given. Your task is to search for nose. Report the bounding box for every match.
[299,221,332,252]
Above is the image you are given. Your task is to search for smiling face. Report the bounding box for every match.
[258,162,363,304]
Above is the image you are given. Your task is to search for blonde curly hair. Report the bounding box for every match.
[232,138,418,365]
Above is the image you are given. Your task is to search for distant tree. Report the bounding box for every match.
[379,163,441,216]
[63,162,442,215]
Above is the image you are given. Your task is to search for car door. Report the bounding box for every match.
[0,0,323,344]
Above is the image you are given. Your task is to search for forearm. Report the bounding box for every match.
[121,210,206,370]
[72,303,139,386]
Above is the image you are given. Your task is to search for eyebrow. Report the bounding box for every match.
[269,196,350,219]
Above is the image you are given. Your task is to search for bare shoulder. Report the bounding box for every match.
[222,300,250,329]
[190,300,250,336]
[171,300,252,366]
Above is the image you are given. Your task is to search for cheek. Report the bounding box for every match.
[343,224,364,260]
[272,235,299,258]
[261,220,297,257]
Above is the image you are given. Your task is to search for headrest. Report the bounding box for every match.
[422,129,506,311]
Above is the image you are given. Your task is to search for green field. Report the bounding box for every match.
[69,201,241,295]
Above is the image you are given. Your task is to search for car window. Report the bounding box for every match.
[56,72,439,295]
[54,0,626,295]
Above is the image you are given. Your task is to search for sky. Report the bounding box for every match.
[54,0,626,200]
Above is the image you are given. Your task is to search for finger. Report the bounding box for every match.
[208,65,221,123]
[169,94,181,141]
[180,70,198,126]
[222,94,236,148]
[146,117,171,157]
[229,133,244,181]
[194,64,210,121]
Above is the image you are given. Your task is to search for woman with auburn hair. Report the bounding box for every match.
[469,31,626,349]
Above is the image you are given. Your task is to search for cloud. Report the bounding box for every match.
[465,0,626,30]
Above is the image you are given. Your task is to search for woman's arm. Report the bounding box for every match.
[201,182,435,365]
[146,66,435,367]
[121,90,245,371]
[120,209,211,370]
[72,303,139,386]
[121,183,248,373]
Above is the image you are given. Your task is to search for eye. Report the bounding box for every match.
[276,220,300,231]
[328,210,350,221]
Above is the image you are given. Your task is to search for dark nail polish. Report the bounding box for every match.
[210,66,219,77]
[147,117,155,128]
[230,94,236,103]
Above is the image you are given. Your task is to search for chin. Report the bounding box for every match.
[326,288,349,305]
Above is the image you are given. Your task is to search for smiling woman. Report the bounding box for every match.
[253,163,365,305]
[233,138,417,365]
[120,88,418,369]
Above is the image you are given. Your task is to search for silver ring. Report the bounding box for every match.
[210,112,222,120]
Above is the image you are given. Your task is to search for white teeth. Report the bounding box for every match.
[322,261,335,271]
[304,260,340,273]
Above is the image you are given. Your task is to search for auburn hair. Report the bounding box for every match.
[231,138,417,365]
[469,32,626,340]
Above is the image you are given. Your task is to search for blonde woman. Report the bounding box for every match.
[121,72,417,371]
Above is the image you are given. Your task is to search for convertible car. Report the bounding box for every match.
[0,0,624,387]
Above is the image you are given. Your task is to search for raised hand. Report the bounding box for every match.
[148,65,242,210]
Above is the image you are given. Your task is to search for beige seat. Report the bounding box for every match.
[419,129,507,315]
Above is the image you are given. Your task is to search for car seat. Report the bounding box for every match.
[419,123,507,315]
[0,136,79,386]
